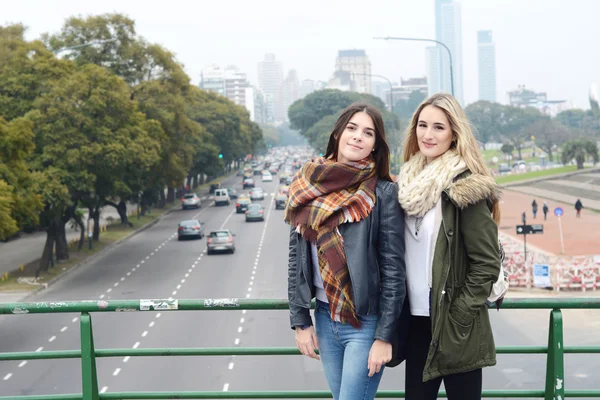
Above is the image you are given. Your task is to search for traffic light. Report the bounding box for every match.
[218,153,223,159]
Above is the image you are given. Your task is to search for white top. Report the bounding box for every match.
[311,243,329,303]
[404,201,442,317]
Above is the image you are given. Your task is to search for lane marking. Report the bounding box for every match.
[228,362,234,370]
[133,342,140,349]
[100,387,108,394]
[123,356,130,363]
[234,338,240,345]
[36,347,43,352]
[3,373,12,381]
[113,368,121,376]
[48,336,56,343]
[60,326,68,333]
[142,331,148,337]
[18,361,27,368]
[149,321,155,328]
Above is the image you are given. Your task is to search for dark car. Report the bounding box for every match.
[236,197,251,213]
[275,193,287,210]
[207,229,235,254]
[177,220,205,240]
[243,178,255,189]
[245,203,265,222]
[226,187,238,199]
[209,182,221,194]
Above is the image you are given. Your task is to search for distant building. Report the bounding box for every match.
[281,69,300,121]
[477,30,497,102]
[426,46,442,96]
[335,49,372,93]
[258,53,284,123]
[199,64,225,96]
[508,85,572,116]
[326,70,355,92]
[372,80,390,104]
[244,87,267,125]
[385,77,428,107]
[299,79,316,98]
[224,66,249,106]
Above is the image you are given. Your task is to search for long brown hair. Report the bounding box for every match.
[324,102,392,181]
[402,93,501,223]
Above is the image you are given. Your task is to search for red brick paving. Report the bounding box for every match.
[499,189,600,256]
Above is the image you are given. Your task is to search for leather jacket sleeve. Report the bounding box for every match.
[374,183,407,343]
[288,226,312,329]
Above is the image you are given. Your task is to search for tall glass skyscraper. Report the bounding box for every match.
[477,30,497,102]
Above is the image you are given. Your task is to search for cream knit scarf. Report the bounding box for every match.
[398,150,468,217]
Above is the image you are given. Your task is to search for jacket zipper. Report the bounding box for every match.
[433,194,452,352]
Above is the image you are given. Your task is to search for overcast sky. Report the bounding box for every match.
[4,0,599,108]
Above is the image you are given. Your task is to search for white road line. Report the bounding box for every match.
[168,297,173,301]
[242,310,247,314]
[36,347,43,352]
[48,336,56,342]
[114,282,119,287]
[149,321,155,328]
[18,361,27,368]
[72,317,78,323]
[223,383,230,391]
[133,342,140,349]
[248,288,252,292]
[127,272,131,276]
[181,279,186,283]
[185,273,189,278]
[60,326,68,333]
[123,356,130,363]
[113,368,121,376]
[145,256,150,260]
[156,313,162,318]
[252,271,256,275]
[120,277,125,282]
[136,264,140,268]
[251,276,255,280]
[176,285,182,290]
[237,327,243,333]
[188,269,193,273]
[107,288,112,293]
[250,282,254,285]
[246,294,250,298]
[234,338,240,345]
[151,252,155,256]
[141,260,145,264]
[240,318,245,323]
[100,386,108,394]
[3,373,12,381]
[99,294,105,299]
[228,362,234,370]
[172,291,177,296]
[142,331,148,337]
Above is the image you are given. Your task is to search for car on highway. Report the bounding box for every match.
[177,219,205,240]
[214,188,231,206]
[249,187,265,201]
[181,193,201,210]
[275,193,287,210]
[245,203,265,222]
[262,171,273,182]
[243,178,255,189]
[226,187,238,199]
[207,229,235,254]
[236,197,252,213]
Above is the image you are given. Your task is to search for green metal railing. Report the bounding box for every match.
[0,298,599,399]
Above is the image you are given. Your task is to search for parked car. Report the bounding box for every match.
[226,187,238,199]
[207,229,235,254]
[245,203,265,222]
[181,193,201,210]
[236,197,252,213]
[275,193,287,210]
[214,188,231,206]
[249,187,265,201]
[243,178,255,189]
[177,220,205,240]
[262,172,273,182]
[209,182,221,194]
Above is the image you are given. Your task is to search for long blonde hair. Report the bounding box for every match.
[402,93,501,223]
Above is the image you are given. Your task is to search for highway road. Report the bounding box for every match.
[1,173,600,398]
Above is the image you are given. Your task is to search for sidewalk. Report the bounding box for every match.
[499,189,600,256]
[0,202,136,276]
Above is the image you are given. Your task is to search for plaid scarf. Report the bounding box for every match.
[284,157,378,328]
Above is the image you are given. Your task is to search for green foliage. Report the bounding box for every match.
[561,139,599,169]
[500,143,514,156]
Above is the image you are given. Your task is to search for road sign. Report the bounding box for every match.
[516,224,544,235]
[554,207,564,217]
[533,264,551,288]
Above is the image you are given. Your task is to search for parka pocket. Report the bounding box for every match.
[439,312,481,369]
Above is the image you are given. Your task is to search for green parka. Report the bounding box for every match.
[423,171,501,382]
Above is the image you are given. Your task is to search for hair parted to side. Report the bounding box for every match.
[324,102,392,181]
[402,93,501,223]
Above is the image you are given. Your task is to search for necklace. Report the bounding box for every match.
[415,216,424,236]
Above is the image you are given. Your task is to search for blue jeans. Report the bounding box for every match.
[314,300,384,400]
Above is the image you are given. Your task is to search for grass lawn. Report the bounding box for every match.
[0,207,171,293]
[496,165,579,185]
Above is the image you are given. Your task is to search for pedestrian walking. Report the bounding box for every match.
[532,199,538,219]
[286,102,407,400]
[543,201,549,220]
[575,199,583,218]
[395,93,501,400]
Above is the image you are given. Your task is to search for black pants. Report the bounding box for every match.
[405,316,482,400]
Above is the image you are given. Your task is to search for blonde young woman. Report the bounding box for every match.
[397,93,501,399]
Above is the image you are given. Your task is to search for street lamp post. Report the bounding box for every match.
[53,38,118,55]
[374,36,454,97]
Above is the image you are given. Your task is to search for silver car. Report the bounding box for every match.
[177,220,205,240]
[207,230,236,254]
[249,188,265,201]
[181,193,201,209]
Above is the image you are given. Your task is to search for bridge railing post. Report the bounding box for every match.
[544,309,565,400]
[80,312,100,400]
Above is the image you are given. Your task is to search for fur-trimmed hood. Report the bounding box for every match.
[446,171,501,209]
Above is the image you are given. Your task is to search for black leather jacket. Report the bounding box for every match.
[287,180,406,343]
